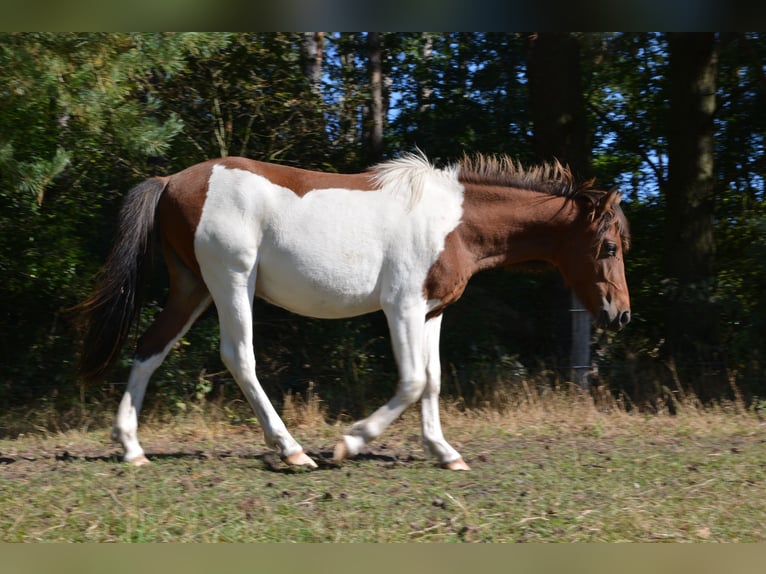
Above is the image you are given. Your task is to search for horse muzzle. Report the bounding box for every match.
[597,307,631,331]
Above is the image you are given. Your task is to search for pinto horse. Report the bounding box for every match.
[77,152,630,470]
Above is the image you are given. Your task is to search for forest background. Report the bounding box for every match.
[1,32,764,425]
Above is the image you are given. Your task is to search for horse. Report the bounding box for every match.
[76,151,631,470]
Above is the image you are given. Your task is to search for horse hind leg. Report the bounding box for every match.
[113,264,211,465]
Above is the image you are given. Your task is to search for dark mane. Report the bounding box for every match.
[456,153,595,199]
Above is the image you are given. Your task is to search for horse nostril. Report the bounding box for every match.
[620,310,631,327]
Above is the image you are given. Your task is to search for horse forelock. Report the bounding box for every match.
[371,150,458,209]
[612,203,631,252]
[593,196,631,252]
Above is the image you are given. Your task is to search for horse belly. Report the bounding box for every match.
[255,244,383,319]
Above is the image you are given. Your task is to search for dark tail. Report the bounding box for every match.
[75,177,168,381]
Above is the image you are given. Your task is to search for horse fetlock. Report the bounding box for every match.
[333,434,366,462]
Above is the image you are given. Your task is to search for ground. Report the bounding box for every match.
[1,395,765,542]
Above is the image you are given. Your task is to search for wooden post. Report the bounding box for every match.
[570,291,591,387]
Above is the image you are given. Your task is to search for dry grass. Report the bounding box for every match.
[3,378,761,458]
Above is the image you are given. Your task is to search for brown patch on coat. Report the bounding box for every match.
[424,231,473,318]
[215,156,378,196]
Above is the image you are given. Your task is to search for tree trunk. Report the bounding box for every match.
[300,32,324,98]
[527,33,591,179]
[337,33,360,150]
[417,33,434,114]
[664,32,721,397]
[526,32,593,386]
[366,32,384,164]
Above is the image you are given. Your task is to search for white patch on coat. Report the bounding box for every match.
[194,159,464,319]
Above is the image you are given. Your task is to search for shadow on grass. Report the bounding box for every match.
[35,447,424,474]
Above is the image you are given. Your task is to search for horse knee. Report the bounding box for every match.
[425,368,441,392]
[220,341,252,376]
[398,377,427,405]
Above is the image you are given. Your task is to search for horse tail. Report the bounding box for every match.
[75,176,168,381]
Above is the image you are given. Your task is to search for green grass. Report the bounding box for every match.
[1,391,765,542]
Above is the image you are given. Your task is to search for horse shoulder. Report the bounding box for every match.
[422,229,474,312]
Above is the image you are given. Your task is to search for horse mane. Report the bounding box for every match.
[456,153,595,199]
[371,150,459,210]
[457,153,630,250]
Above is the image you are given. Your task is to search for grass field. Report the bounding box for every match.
[1,388,764,542]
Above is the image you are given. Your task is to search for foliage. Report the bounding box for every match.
[158,33,331,169]
[1,32,765,417]
[0,33,228,406]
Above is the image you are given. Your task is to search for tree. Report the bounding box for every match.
[159,34,329,167]
[663,33,722,395]
[390,33,530,161]
[416,33,435,114]
[527,32,591,179]
[0,33,224,405]
[713,34,766,396]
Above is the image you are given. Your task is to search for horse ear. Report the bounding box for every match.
[597,186,622,217]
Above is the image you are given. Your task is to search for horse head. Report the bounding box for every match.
[560,186,631,331]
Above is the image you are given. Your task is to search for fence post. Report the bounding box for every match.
[570,291,591,388]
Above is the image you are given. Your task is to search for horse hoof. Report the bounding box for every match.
[332,441,348,463]
[127,454,151,466]
[441,458,471,471]
[282,450,318,469]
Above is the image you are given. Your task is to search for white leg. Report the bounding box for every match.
[113,354,162,464]
[206,269,315,468]
[334,303,428,460]
[113,294,211,464]
[420,315,470,470]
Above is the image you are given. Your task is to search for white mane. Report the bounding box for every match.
[370,150,458,210]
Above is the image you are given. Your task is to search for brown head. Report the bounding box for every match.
[558,186,631,331]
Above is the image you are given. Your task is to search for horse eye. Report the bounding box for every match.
[605,242,618,257]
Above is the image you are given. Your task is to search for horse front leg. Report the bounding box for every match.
[420,315,470,470]
[333,304,428,462]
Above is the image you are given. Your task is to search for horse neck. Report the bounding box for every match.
[458,183,579,273]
